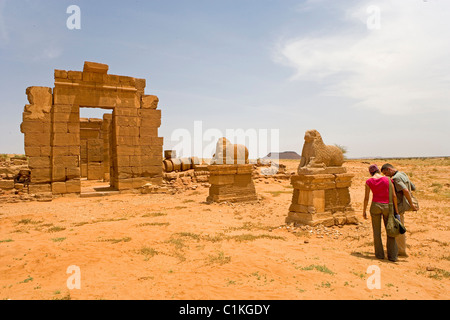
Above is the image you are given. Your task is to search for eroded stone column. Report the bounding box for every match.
[21,87,53,197]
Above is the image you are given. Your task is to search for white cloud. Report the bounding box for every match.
[275,0,450,115]
[33,46,63,61]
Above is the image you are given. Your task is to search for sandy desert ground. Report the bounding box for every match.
[0,158,449,300]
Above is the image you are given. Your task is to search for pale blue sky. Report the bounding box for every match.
[1,0,449,158]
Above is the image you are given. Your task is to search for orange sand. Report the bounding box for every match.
[0,159,448,300]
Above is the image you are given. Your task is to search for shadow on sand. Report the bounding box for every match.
[350,251,399,264]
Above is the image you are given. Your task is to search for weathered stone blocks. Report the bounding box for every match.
[287,169,357,226]
[0,180,15,190]
[21,61,163,198]
[24,87,53,120]
[286,130,358,227]
[141,95,159,109]
[207,164,257,203]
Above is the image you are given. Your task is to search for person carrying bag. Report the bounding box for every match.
[363,165,400,262]
[386,179,407,238]
[381,163,416,257]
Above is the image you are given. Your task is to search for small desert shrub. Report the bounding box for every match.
[100,237,132,244]
[334,144,348,159]
[137,222,170,227]
[165,237,185,250]
[16,219,42,225]
[226,279,237,286]
[320,281,332,288]
[52,292,71,300]
[431,183,443,193]
[73,218,127,227]
[175,232,201,240]
[73,222,89,227]
[202,233,226,242]
[139,247,159,260]
[47,226,66,233]
[352,271,366,279]
[427,268,450,280]
[299,265,335,275]
[228,234,285,242]
[226,222,276,232]
[170,251,187,262]
[207,251,231,265]
[142,212,167,218]
[18,276,33,284]
[99,218,128,223]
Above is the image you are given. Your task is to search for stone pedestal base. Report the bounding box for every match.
[286,167,358,227]
[207,164,257,203]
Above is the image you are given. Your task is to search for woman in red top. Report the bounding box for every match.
[363,164,399,262]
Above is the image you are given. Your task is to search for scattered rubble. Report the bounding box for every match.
[277,222,368,241]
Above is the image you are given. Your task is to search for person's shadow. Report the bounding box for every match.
[351,251,399,264]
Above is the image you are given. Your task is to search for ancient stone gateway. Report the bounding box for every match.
[20,61,163,198]
[286,130,358,226]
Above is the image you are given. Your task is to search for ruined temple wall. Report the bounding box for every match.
[20,87,53,196]
[80,118,110,180]
[102,114,112,182]
[21,61,163,197]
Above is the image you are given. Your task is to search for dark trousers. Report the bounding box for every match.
[370,202,398,261]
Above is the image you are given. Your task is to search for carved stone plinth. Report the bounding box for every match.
[207,164,257,203]
[286,167,358,227]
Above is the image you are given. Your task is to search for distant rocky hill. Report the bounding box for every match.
[264,151,301,160]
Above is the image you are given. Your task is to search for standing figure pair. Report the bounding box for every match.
[363,163,418,261]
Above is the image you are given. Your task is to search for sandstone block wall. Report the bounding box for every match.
[80,117,112,181]
[21,61,163,198]
[286,168,358,227]
[102,114,113,182]
[21,87,53,197]
[207,164,257,203]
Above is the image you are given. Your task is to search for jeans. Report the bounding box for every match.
[370,202,398,261]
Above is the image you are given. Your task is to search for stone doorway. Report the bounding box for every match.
[21,61,163,198]
[79,107,116,196]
